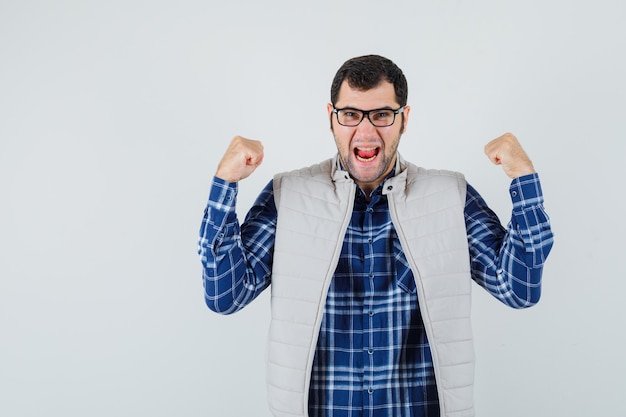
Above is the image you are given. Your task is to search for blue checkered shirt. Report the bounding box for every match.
[198,170,553,417]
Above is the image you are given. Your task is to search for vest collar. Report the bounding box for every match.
[383,153,409,196]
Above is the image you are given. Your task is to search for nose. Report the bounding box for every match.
[356,114,378,134]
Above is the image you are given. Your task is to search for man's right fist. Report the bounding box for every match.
[215,136,264,182]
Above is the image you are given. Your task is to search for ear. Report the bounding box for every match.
[327,103,335,132]
[401,105,411,133]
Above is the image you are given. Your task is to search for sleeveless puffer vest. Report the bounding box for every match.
[267,154,474,417]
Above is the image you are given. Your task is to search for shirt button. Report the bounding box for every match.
[368,310,374,316]
[511,190,518,197]
[368,349,374,355]
[368,388,374,394]
[367,238,372,244]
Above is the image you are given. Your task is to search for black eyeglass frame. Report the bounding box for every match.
[331,106,405,127]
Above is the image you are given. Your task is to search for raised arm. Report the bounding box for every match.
[467,133,554,308]
[198,136,276,314]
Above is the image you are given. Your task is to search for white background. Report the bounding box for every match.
[1,1,624,416]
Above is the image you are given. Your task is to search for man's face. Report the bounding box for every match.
[328,80,410,195]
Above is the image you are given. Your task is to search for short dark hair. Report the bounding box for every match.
[330,55,408,107]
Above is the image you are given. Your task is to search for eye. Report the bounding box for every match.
[372,110,392,120]
[341,110,361,120]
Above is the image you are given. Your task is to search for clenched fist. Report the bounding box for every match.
[484,133,536,179]
[215,136,264,182]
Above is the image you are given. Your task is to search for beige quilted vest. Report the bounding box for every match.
[267,154,474,417]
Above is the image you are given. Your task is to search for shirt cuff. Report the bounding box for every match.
[509,173,544,211]
[205,177,238,228]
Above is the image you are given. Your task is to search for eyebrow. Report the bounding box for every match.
[335,106,397,111]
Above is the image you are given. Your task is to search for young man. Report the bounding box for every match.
[198,55,553,417]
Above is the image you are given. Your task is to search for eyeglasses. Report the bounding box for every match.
[332,106,405,127]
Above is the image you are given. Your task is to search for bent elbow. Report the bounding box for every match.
[204,295,240,315]
[525,291,542,308]
[509,289,541,309]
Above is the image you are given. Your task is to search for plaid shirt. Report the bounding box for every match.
[198,170,553,417]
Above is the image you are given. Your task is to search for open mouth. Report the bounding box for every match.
[354,147,380,162]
